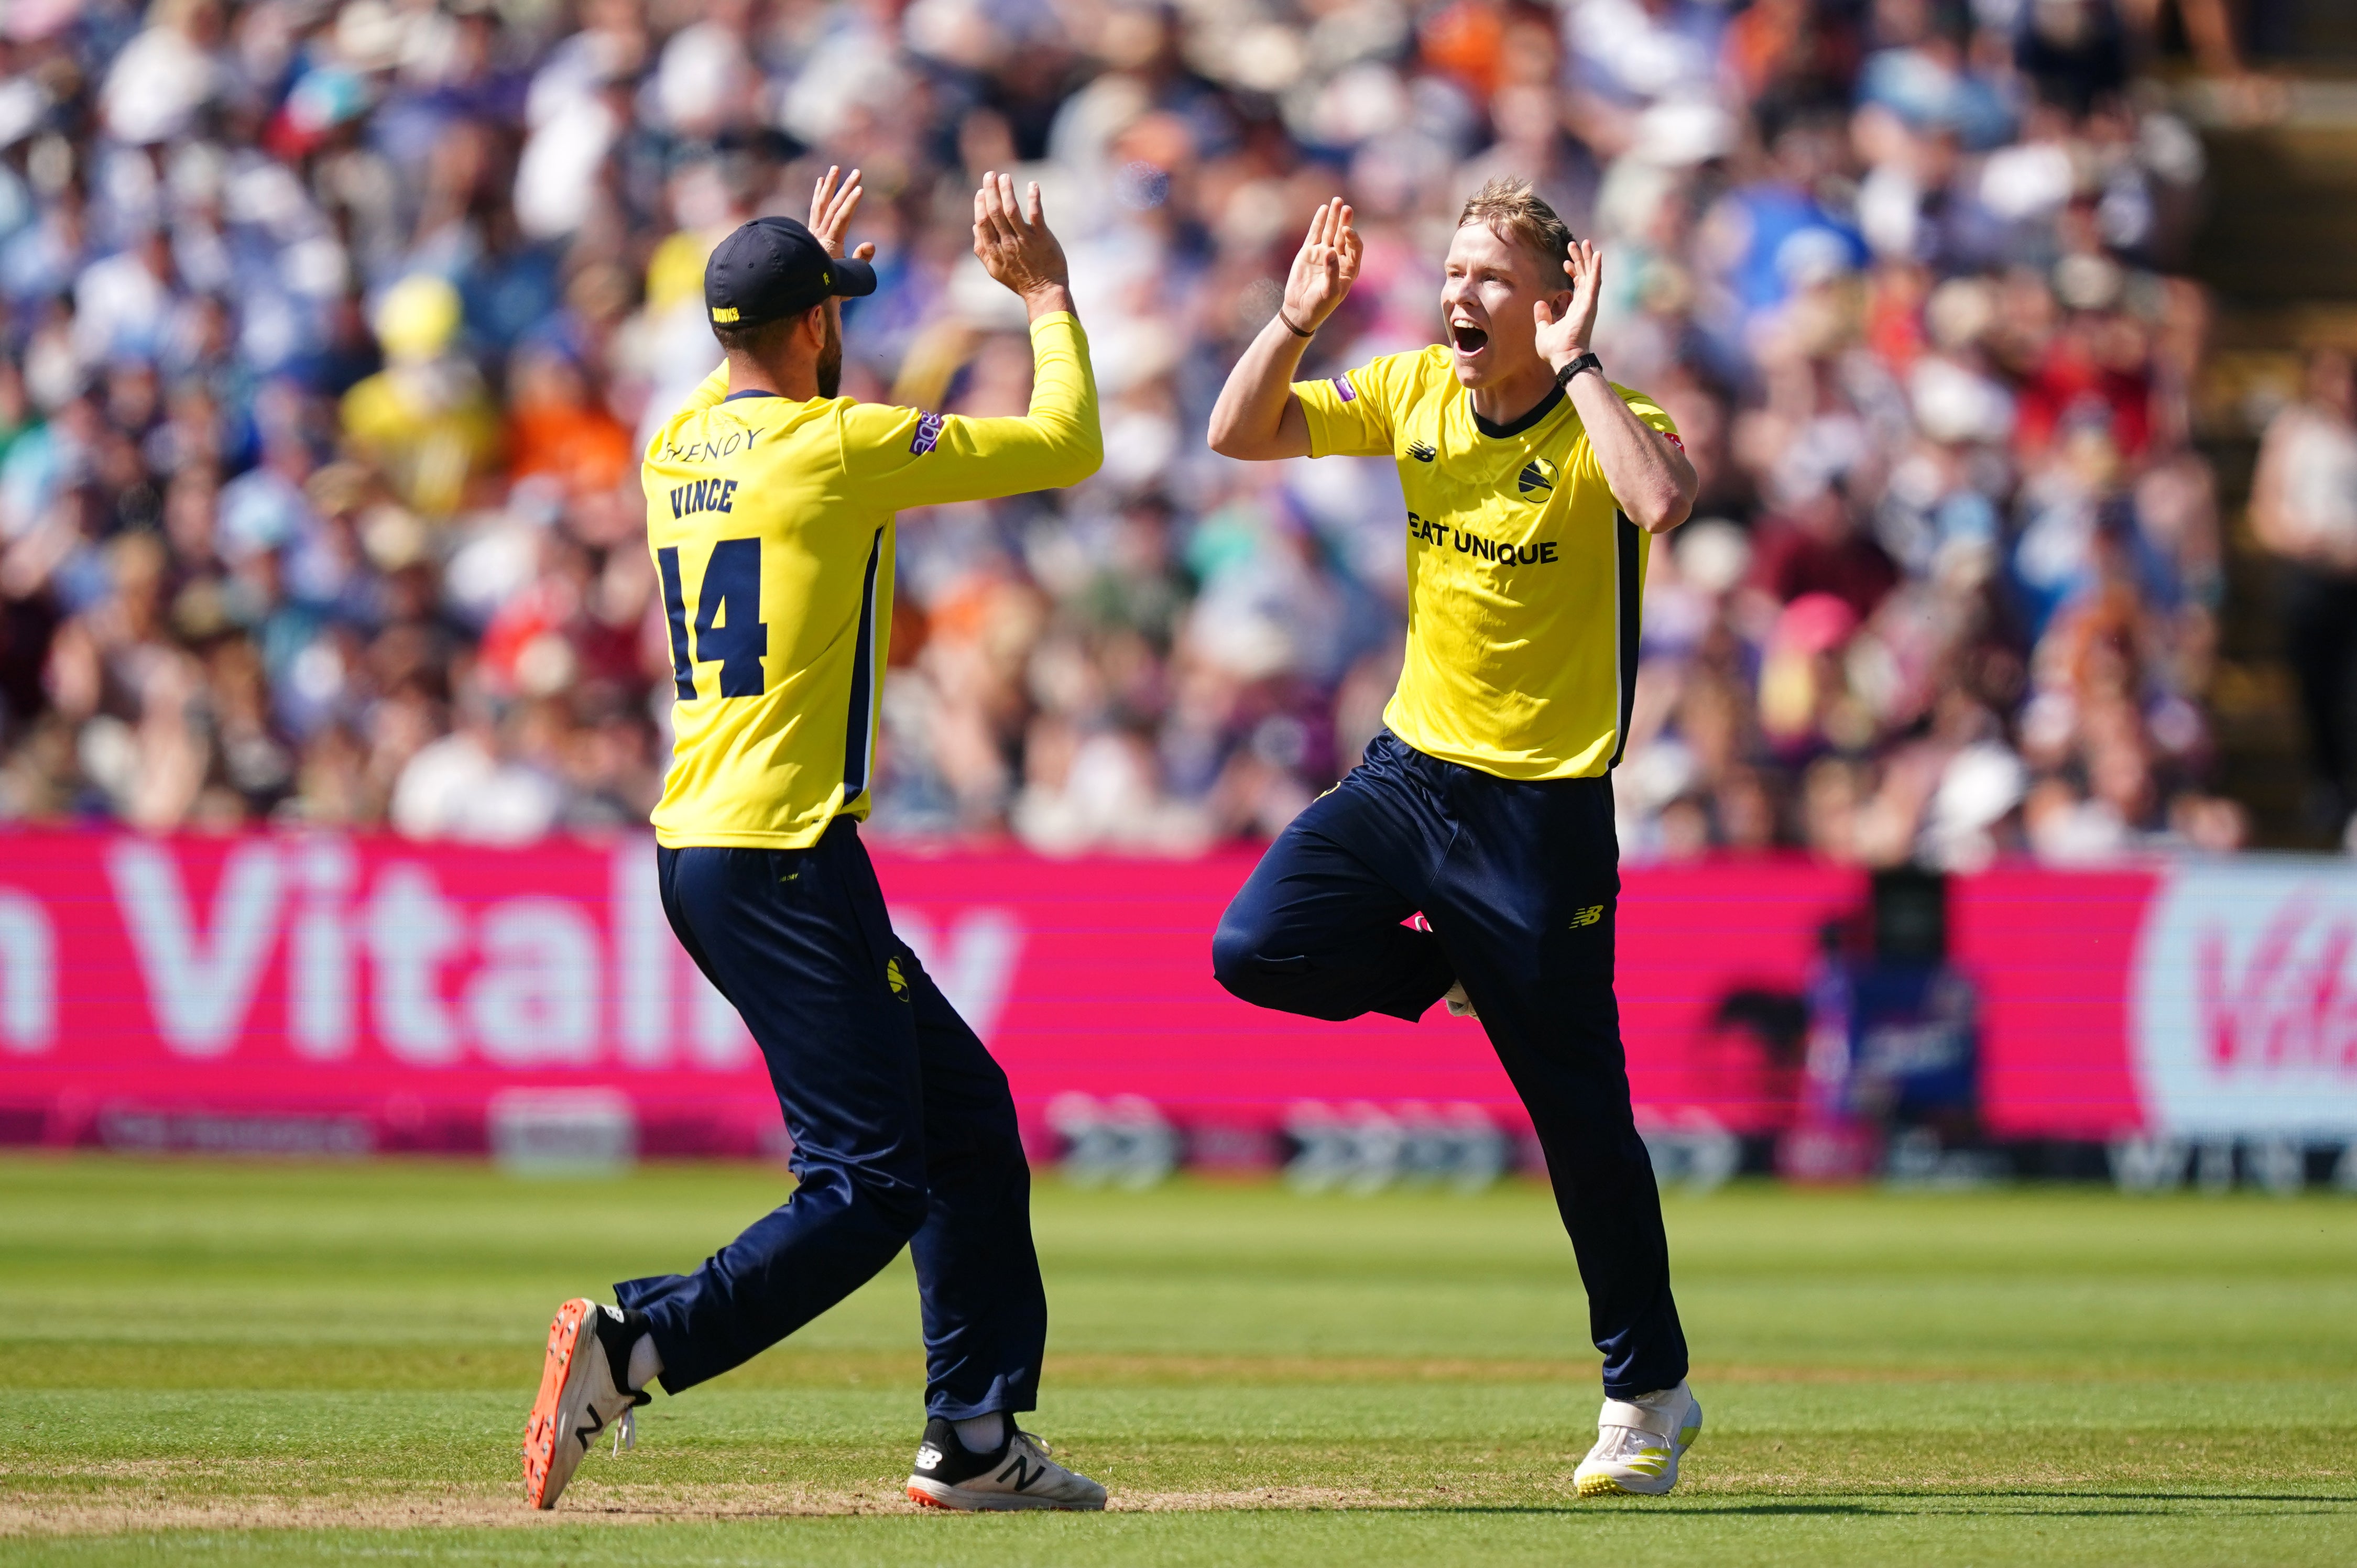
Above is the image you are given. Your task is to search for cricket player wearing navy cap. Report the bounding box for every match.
[523,169,1107,1513]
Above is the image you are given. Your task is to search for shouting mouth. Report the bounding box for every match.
[1449,321,1489,355]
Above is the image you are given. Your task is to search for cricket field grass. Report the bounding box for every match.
[2,1155,2352,1565]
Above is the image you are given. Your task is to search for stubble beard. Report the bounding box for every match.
[817,312,843,400]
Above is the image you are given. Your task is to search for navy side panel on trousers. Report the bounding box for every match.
[614,820,1046,1421]
[1213,730,1688,1398]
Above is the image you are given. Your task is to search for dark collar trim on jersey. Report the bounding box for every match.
[724,388,782,401]
[1470,384,1564,441]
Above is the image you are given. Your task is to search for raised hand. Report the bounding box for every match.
[1535,237,1602,369]
[1282,198,1362,334]
[970,171,1070,304]
[808,165,876,262]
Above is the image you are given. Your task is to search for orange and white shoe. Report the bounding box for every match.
[1574,1381,1702,1497]
[522,1299,651,1509]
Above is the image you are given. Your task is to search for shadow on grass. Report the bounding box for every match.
[1223,1490,2357,1518]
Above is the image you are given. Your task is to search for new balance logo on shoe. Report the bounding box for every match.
[526,1297,651,1510]
[904,1419,1107,1510]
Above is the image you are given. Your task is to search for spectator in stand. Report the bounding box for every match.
[340,275,499,519]
[2251,347,2357,840]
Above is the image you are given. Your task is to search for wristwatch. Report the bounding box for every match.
[1554,351,1603,388]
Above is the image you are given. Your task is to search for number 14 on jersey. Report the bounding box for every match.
[658,539,769,699]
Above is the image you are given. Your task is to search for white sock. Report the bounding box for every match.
[953,1412,1006,1453]
[626,1333,662,1392]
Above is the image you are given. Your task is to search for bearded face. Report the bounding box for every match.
[817,303,843,400]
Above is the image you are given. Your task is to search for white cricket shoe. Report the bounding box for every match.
[522,1299,651,1509]
[905,1418,1108,1511]
[1574,1380,1702,1497]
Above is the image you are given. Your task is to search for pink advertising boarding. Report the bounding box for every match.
[0,829,2195,1153]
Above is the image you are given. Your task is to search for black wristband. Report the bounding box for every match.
[1277,308,1315,338]
[1555,350,1603,388]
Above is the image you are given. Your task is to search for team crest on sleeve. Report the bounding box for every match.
[1516,457,1557,497]
[910,411,946,455]
[1332,376,1356,402]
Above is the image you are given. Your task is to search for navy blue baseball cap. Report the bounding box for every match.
[704,216,877,328]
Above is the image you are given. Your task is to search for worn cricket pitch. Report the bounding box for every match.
[3,1156,2352,1565]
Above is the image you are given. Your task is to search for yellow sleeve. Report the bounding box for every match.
[1291,356,1403,458]
[841,313,1101,507]
[642,364,733,463]
[683,361,730,411]
[1575,383,1681,486]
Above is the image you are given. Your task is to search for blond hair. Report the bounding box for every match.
[1456,177,1574,271]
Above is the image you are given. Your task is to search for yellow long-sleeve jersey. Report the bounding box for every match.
[643,312,1100,848]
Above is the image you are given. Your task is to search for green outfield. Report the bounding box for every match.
[3,1156,2352,1566]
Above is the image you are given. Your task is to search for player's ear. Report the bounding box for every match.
[800,303,828,349]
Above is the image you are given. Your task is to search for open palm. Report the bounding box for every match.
[970,171,1070,301]
[808,165,877,263]
[1283,199,1363,332]
[1535,238,1602,366]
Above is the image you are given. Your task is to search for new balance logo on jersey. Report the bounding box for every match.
[670,478,740,519]
[1517,457,1557,497]
[1407,440,1437,463]
[1569,904,1604,928]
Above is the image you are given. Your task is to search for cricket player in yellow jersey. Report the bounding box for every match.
[525,170,1108,1514]
[1209,178,1706,1498]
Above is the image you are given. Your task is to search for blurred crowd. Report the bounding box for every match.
[0,0,2254,863]
[2253,347,2357,845]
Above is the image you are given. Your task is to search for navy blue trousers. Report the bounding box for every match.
[1212,731,1689,1398]
[616,820,1046,1421]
